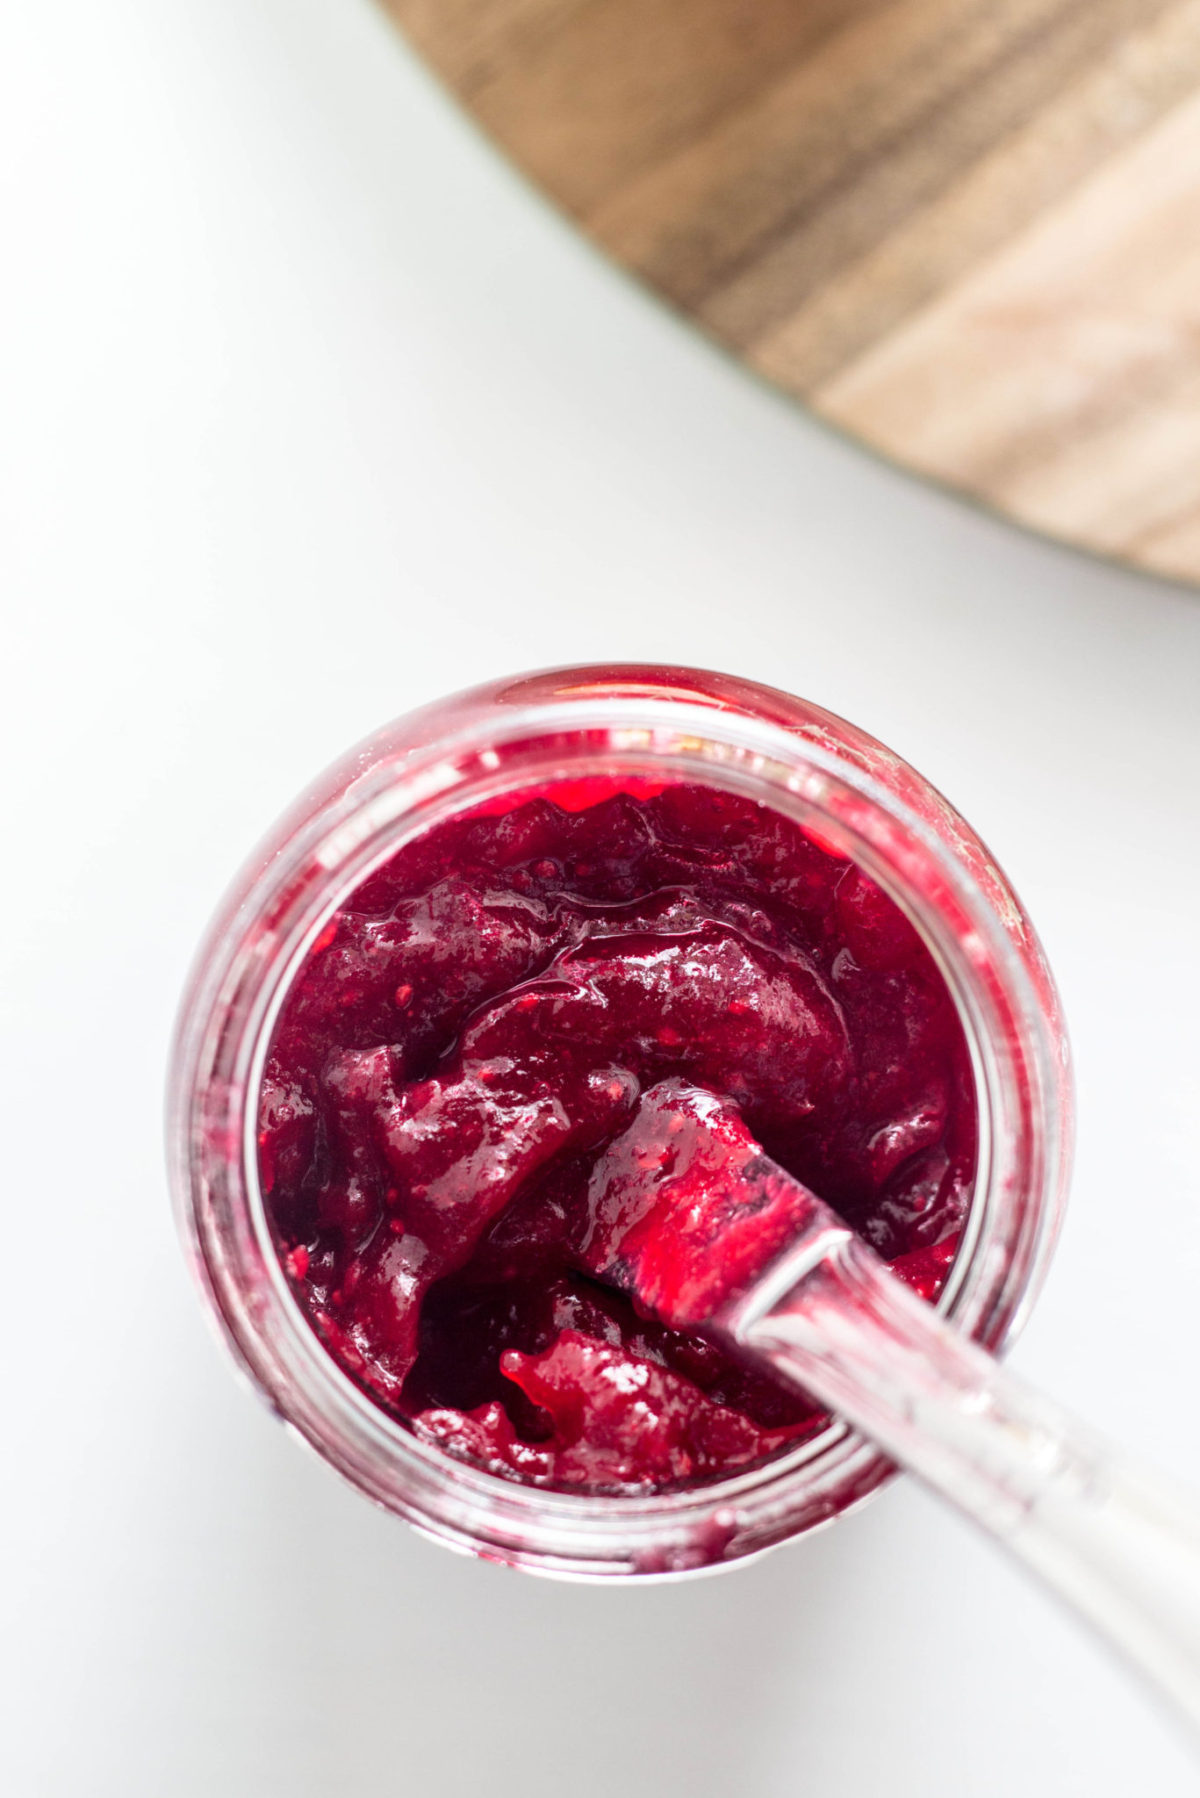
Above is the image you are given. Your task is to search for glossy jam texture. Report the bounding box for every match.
[259,780,976,1493]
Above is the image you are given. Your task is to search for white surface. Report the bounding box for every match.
[4,1,1200,1792]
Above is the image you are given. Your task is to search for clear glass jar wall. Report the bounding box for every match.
[168,665,1072,1579]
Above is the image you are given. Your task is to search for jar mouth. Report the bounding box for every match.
[172,692,1069,1579]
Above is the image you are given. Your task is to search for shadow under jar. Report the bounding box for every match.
[168,664,1072,1579]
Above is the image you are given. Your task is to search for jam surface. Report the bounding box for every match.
[260,781,976,1493]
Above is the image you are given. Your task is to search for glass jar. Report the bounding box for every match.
[168,664,1072,1579]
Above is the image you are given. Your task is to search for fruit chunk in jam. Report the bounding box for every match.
[259,781,975,1493]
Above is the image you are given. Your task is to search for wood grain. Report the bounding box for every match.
[383,0,1200,584]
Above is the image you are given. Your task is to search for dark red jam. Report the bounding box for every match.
[259,780,976,1493]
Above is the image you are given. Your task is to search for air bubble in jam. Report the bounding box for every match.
[258,779,977,1494]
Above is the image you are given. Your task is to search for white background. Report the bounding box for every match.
[4,1,1200,1792]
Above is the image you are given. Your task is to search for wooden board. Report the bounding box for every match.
[382,0,1200,586]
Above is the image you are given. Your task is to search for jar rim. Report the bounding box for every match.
[170,674,1071,1579]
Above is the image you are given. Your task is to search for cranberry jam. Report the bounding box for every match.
[259,778,976,1494]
